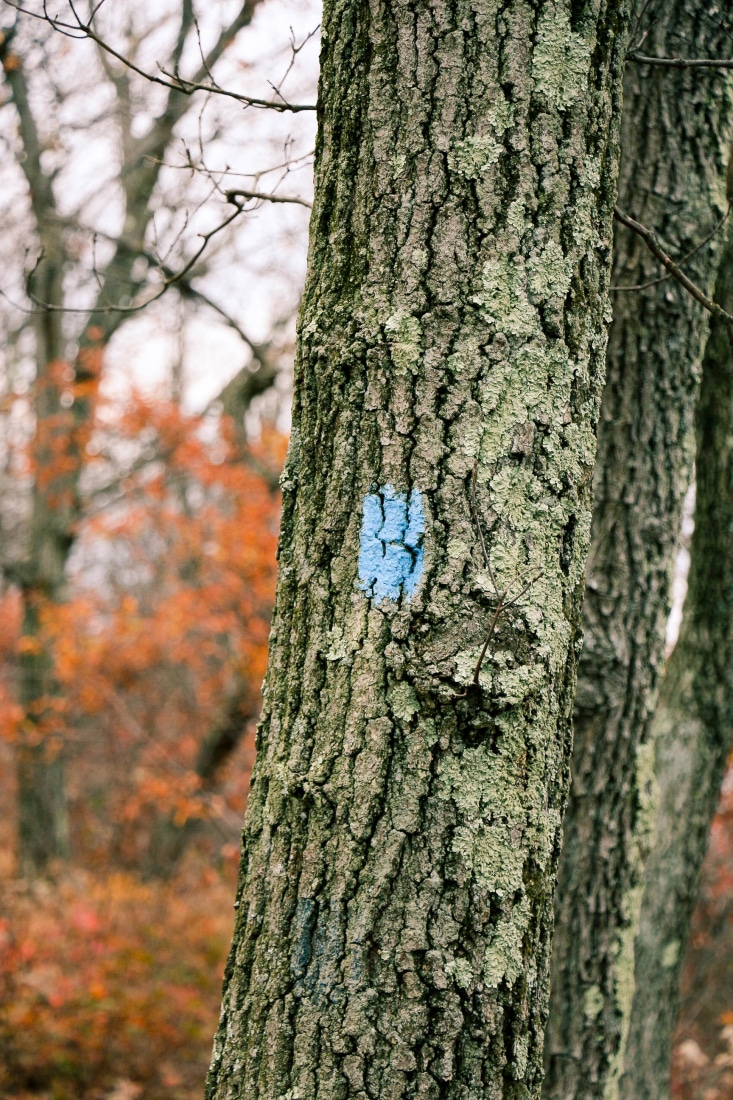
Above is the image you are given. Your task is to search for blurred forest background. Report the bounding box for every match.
[1,3,733,1100]
[0,2,315,1096]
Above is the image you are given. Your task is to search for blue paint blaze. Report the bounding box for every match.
[358,485,425,602]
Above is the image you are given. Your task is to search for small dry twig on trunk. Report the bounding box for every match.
[462,463,542,689]
[614,205,733,328]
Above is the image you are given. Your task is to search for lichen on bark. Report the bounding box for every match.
[543,3,733,1098]
[206,2,630,1098]
[620,219,733,1100]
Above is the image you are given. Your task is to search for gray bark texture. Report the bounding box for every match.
[618,225,733,1100]
[206,2,630,1098]
[542,4,733,1098]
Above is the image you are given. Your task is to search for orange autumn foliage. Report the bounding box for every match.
[0,864,238,1100]
[4,385,283,866]
[0,384,283,1096]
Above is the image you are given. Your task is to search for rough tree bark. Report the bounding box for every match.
[206,2,630,1097]
[543,4,733,1098]
[619,224,733,1100]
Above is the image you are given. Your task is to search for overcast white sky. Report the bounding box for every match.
[0,0,322,416]
[106,0,322,414]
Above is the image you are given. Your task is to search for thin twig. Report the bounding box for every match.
[627,51,733,70]
[471,571,542,686]
[3,0,317,112]
[2,204,247,317]
[226,189,312,209]
[627,0,655,53]
[613,206,733,326]
[472,605,504,686]
[467,461,496,590]
[612,206,730,293]
[461,462,542,689]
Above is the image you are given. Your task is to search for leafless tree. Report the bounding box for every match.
[0,0,318,874]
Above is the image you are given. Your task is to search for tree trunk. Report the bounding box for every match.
[618,225,733,1100]
[17,601,70,874]
[15,231,72,874]
[543,5,733,1098]
[206,2,630,1097]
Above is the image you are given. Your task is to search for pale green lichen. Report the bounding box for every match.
[453,823,525,896]
[513,1033,529,1079]
[456,421,482,462]
[661,940,681,970]
[506,199,528,239]
[604,889,642,1100]
[489,97,515,136]
[528,240,573,301]
[438,713,558,887]
[532,9,591,110]
[479,341,577,472]
[474,255,537,337]
[449,97,514,179]
[391,152,406,178]
[473,569,497,596]
[445,957,474,990]
[473,238,576,341]
[435,702,565,992]
[453,647,492,690]
[603,738,662,1100]
[484,543,523,587]
[447,537,471,560]
[325,623,351,662]
[388,680,418,725]
[462,325,596,634]
[483,341,554,415]
[635,738,660,848]
[583,984,604,1021]
[449,134,503,179]
[580,156,602,190]
[439,741,525,825]
[572,189,601,251]
[495,664,545,706]
[488,465,540,523]
[384,309,422,374]
[483,895,532,988]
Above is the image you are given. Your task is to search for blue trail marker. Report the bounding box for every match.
[358,486,425,603]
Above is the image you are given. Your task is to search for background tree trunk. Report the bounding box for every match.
[618,224,733,1100]
[145,689,260,876]
[543,4,733,1098]
[4,3,262,874]
[206,2,630,1097]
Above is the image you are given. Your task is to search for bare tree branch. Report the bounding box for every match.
[171,0,194,77]
[2,0,316,111]
[2,37,57,230]
[0,202,248,319]
[225,188,311,209]
[628,51,733,70]
[614,205,733,327]
[1,1,313,342]
[612,205,731,293]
